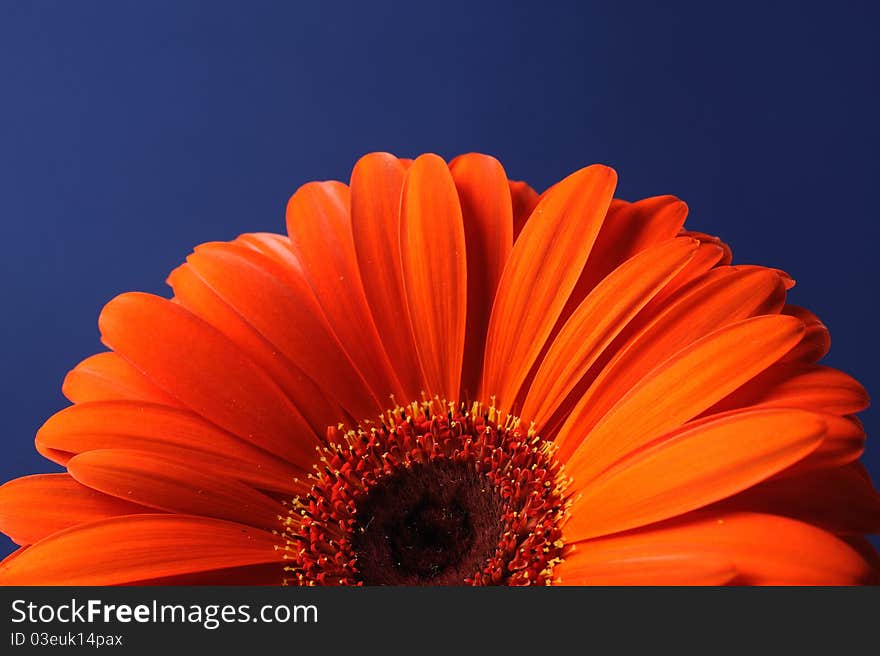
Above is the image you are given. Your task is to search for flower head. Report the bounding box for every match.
[1,152,877,585]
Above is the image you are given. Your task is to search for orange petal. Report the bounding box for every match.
[840,536,880,575]
[560,196,688,326]
[174,240,379,422]
[522,238,697,426]
[67,449,285,530]
[646,239,726,307]
[735,264,795,289]
[287,181,403,402]
[98,292,317,468]
[542,266,782,444]
[130,562,284,585]
[35,401,305,494]
[784,414,866,476]
[631,265,788,351]
[399,154,468,400]
[565,409,825,541]
[703,362,869,417]
[557,549,735,586]
[542,195,687,367]
[62,352,180,406]
[0,474,148,546]
[509,180,540,240]
[677,410,866,481]
[481,164,617,410]
[350,153,423,401]
[236,232,306,276]
[680,230,732,265]
[711,462,880,535]
[550,267,786,452]
[549,267,788,447]
[450,154,514,399]
[168,260,346,434]
[780,305,831,363]
[562,511,876,585]
[561,314,805,483]
[0,514,281,585]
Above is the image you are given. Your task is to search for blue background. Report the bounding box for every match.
[1,0,877,557]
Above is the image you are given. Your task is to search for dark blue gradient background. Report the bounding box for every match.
[1,1,878,559]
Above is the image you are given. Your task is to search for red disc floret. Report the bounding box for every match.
[279,398,568,585]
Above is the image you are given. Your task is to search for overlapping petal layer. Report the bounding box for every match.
[1,152,875,586]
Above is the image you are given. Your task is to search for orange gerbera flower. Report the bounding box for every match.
[1,153,878,585]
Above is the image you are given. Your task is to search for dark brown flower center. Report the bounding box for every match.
[352,461,504,585]
[280,399,567,586]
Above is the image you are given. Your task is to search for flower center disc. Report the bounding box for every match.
[352,460,503,585]
[281,399,568,586]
